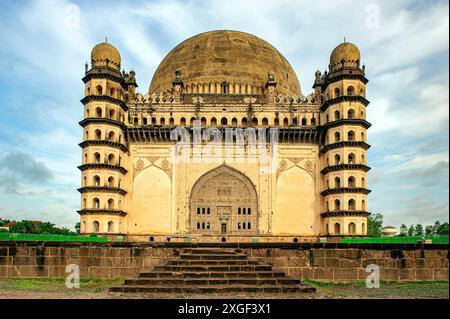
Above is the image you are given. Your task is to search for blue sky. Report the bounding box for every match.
[0,0,448,230]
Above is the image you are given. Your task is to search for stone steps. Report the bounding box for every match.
[110,285,316,294]
[109,248,316,294]
[181,248,239,254]
[154,265,273,272]
[179,254,248,260]
[167,259,260,265]
[138,271,288,278]
[124,277,301,286]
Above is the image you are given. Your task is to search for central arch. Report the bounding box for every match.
[189,165,258,235]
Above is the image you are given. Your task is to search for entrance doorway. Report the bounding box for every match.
[190,165,258,235]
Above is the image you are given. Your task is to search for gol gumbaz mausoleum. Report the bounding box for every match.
[77,30,371,242]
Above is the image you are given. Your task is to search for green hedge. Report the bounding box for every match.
[0,233,108,242]
[340,236,449,244]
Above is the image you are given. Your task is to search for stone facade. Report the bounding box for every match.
[1,242,447,281]
[78,30,371,241]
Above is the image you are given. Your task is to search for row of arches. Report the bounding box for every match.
[326,130,366,144]
[84,152,122,165]
[85,106,125,122]
[184,82,264,95]
[83,197,121,210]
[326,153,366,166]
[327,85,364,100]
[327,199,366,211]
[83,175,121,188]
[86,220,116,233]
[326,176,366,189]
[325,109,364,122]
[131,115,318,127]
[86,84,122,100]
[85,129,123,144]
[327,222,365,235]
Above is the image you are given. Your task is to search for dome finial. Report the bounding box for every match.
[344,36,346,43]
[105,36,108,43]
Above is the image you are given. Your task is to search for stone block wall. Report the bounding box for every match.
[240,246,449,281]
[0,242,175,279]
[0,242,448,281]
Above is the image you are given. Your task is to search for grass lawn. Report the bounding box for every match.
[0,278,447,299]
[305,279,449,299]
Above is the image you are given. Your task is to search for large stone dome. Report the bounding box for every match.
[149,30,302,96]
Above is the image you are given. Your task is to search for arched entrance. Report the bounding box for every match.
[190,165,258,235]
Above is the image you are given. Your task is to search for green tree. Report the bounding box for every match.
[425,225,434,237]
[437,222,449,235]
[408,225,415,236]
[40,222,56,234]
[0,218,12,227]
[367,213,383,237]
[11,220,34,234]
[75,222,81,234]
[399,224,408,236]
[414,224,424,237]
[433,221,441,235]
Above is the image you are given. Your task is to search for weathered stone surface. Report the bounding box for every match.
[362,250,390,259]
[0,248,8,257]
[424,250,448,259]
[325,258,340,268]
[433,268,449,280]
[14,246,30,257]
[415,269,433,280]
[311,257,326,267]
[13,256,36,266]
[380,268,400,281]
[344,249,362,259]
[399,269,415,280]
[313,268,334,280]
[334,268,359,280]
[340,258,361,268]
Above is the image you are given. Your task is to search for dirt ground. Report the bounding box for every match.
[0,278,448,299]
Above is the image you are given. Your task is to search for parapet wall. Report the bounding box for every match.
[0,242,447,281]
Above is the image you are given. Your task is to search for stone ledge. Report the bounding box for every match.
[0,241,448,250]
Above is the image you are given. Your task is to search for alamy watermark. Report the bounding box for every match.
[365,4,380,30]
[365,264,380,288]
[169,121,279,174]
[65,264,80,289]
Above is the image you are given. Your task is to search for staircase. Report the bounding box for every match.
[110,248,315,294]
